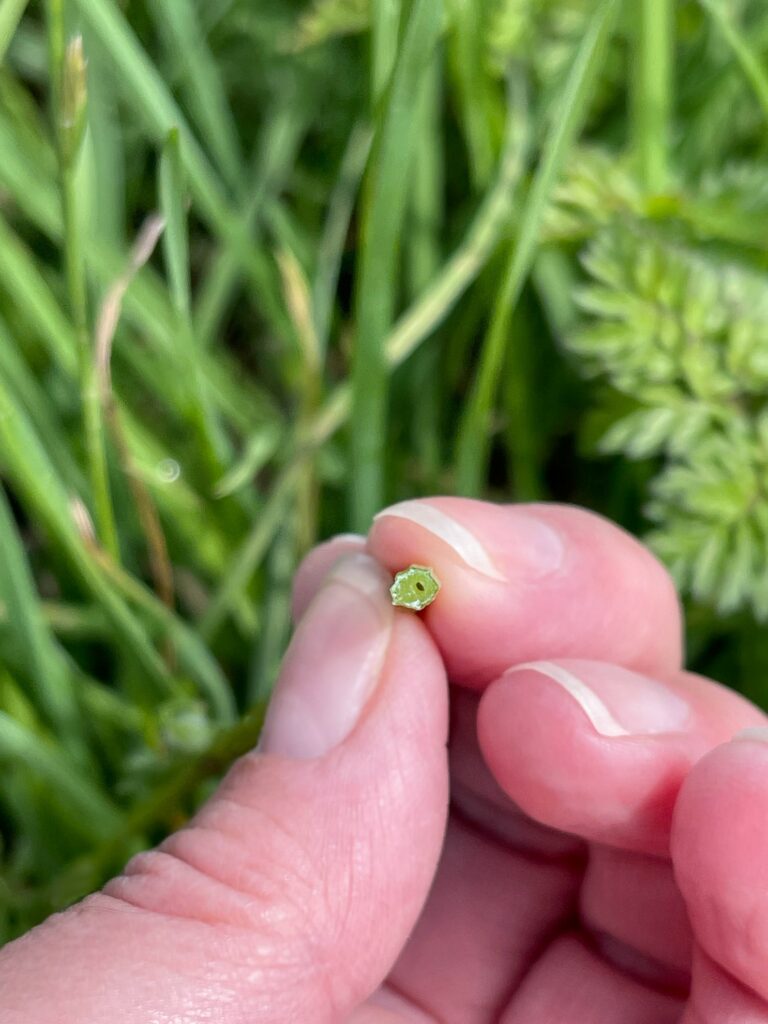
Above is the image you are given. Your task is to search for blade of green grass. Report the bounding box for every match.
[247,518,296,706]
[46,9,120,560]
[160,130,191,319]
[143,68,527,641]
[350,0,444,529]
[150,0,244,194]
[0,485,86,758]
[455,0,621,495]
[0,374,174,702]
[95,557,235,723]
[3,602,108,640]
[445,0,495,188]
[0,90,278,444]
[407,46,443,481]
[386,73,527,367]
[0,709,120,839]
[0,373,234,721]
[312,121,373,359]
[699,0,768,122]
[159,129,228,481]
[199,461,304,639]
[194,100,308,348]
[0,316,84,493]
[371,0,401,102]
[72,0,291,345]
[83,35,126,256]
[0,0,28,63]
[0,212,76,372]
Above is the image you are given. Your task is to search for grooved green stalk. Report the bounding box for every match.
[634,0,673,192]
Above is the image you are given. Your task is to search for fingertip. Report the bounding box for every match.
[672,734,768,1001]
[369,499,683,687]
[477,661,705,855]
[291,533,367,621]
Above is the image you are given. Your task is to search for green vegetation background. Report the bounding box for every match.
[1,0,768,939]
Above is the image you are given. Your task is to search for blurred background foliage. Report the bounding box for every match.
[1,0,768,939]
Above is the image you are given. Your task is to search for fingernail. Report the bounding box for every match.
[733,727,768,744]
[505,661,691,737]
[260,553,393,758]
[374,500,563,581]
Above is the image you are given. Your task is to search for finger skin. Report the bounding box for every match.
[499,934,683,1024]
[581,846,693,972]
[0,612,449,1023]
[681,948,768,1024]
[672,736,768,1007]
[368,499,683,687]
[477,661,766,855]
[388,817,579,1024]
[292,533,366,621]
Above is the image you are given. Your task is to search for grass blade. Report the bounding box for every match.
[699,0,768,122]
[445,0,495,188]
[386,75,528,367]
[312,121,373,359]
[195,101,308,347]
[159,129,227,481]
[0,212,76,372]
[200,89,530,634]
[371,0,401,101]
[0,0,28,63]
[150,0,244,193]
[455,0,621,495]
[0,485,85,757]
[0,709,120,839]
[46,14,120,560]
[350,0,444,529]
[72,0,289,343]
[0,374,173,702]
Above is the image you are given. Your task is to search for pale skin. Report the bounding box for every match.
[2,497,768,1023]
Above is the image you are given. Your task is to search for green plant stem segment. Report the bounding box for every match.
[47,3,120,560]
[390,564,441,610]
[634,0,673,192]
[350,0,443,531]
[454,0,621,496]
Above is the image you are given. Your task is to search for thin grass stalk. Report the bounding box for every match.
[350,0,444,529]
[46,7,119,558]
[455,0,621,495]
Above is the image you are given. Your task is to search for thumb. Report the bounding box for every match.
[671,731,768,1021]
[0,553,449,1024]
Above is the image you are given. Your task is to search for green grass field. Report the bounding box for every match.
[2,0,768,939]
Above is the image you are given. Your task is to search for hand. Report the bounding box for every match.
[2,498,767,1023]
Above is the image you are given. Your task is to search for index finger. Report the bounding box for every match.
[367,498,682,687]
